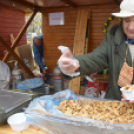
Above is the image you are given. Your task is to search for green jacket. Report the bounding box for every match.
[63,23,133,101]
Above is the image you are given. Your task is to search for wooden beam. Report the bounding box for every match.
[61,0,77,8]
[87,2,114,6]
[10,34,15,45]
[113,0,120,6]
[6,0,42,11]
[69,9,90,94]
[0,36,35,78]
[2,10,38,63]
[0,0,30,12]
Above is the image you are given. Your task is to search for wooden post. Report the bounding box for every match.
[2,10,38,63]
[69,9,91,94]
[0,36,35,78]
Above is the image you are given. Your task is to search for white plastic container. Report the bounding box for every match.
[45,84,50,95]
[7,112,29,131]
[120,86,134,100]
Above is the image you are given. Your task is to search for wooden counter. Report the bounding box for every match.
[0,124,49,134]
[92,74,108,97]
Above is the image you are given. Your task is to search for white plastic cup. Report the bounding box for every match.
[120,86,134,100]
[7,112,29,131]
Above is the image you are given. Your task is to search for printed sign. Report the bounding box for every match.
[49,12,64,26]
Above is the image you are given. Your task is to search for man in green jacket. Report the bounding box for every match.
[58,0,134,102]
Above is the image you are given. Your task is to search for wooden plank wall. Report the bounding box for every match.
[42,5,120,73]
[0,4,27,60]
[89,5,120,52]
[42,7,77,73]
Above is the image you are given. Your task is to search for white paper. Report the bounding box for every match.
[49,12,64,26]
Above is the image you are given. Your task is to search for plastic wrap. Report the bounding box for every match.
[25,90,134,134]
[17,78,44,90]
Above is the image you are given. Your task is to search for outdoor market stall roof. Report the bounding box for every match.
[23,0,121,7]
[0,0,122,12]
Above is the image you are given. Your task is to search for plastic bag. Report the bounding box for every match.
[85,75,97,97]
[25,90,134,134]
[0,60,10,89]
[58,46,80,77]
[17,78,44,90]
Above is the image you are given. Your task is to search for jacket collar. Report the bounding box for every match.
[114,23,126,46]
[114,23,132,66]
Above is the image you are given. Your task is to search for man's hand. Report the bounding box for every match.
[121,94,134,103]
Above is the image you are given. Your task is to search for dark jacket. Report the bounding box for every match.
[63,23,133,101]
[33,34,44,70]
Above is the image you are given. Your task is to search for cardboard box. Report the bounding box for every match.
[4,44,34,79]
[4,44,34,71]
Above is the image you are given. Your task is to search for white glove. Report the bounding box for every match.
[58,46,80,77]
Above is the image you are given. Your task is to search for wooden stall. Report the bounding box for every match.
[41,1,120,94]
[0,0,123,133]
[0,0,121,91]
[42,5,120,73]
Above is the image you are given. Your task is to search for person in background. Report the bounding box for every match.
[33,34,46,79]
[58,0,134,102]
